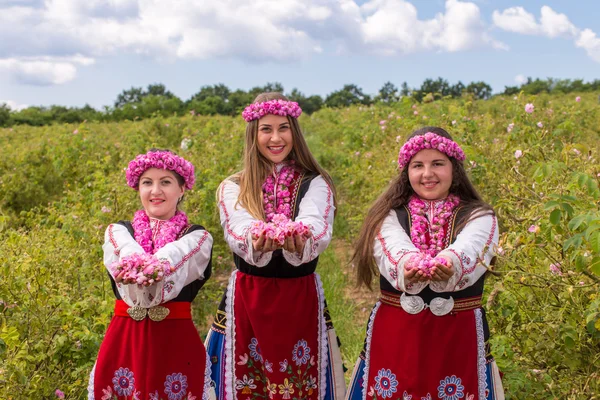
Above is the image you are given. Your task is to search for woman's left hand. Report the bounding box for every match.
[430,256,454,282]
[283,232,310,256]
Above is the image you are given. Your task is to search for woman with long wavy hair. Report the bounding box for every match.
[205,93,345,400]
[346,127,505,400]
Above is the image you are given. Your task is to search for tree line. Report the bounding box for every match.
[1,77,599,127]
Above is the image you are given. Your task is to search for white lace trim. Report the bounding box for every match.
[87,362,96,400]
[362,301,381,400]
[314,273,329,400]
[203,349,213,400]
[474,309,488,400]
[224,270,238,400]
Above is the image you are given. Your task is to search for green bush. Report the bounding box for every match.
[1,94,599,399]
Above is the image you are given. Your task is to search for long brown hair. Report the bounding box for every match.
[221,92,336,219]
[353,126,494,289]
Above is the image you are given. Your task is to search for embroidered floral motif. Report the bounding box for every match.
[235,339,318,399]
[279,359,289,372]
[249,337,263,363]
[403,390,412,400]
[112,367,135,397]
[437,375,465,400]
[235,374,257,394]
[374,368,398,399]
[421,394,432,400]
[149,391,160,400]
[101,386,113,400]
[265,379,277,399]
[292,339,311,366]
[278,378,295,399]
[164,372,188,400]
[237,353,249,365]
[264,359,274,373]
[304,375,318,396]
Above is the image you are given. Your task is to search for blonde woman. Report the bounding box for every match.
[205,93,345,400]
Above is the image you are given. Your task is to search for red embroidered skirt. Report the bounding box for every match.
[363,300,488,400]
[225,271,325,400]
[90,301,209,400]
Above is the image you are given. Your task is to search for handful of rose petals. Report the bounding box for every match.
[110,253,173,285]
[250,214,311,246]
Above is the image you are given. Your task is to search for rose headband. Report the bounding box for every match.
[398,132,465,168]
[242,99,302,122]
[125,150,195,190]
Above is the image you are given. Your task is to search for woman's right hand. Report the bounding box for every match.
[115,271,162,286]
[252,232,280,253]
[404,267,429,285]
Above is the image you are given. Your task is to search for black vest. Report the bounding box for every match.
[108,222,212,302]
[234,172,320,278]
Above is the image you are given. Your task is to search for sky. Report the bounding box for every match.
[1,0,599,110]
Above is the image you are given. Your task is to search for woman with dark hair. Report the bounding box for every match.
[346,127,504,400]
[88,149,214,400]
[205,93,345,400]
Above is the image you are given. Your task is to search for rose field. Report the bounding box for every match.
[0,93,599,399]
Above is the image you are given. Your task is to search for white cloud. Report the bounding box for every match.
[0,99,29,111]
[492,6,578,38]
[492,6,540,35]
[360,0,507,55]
[515,74,527,84]
[0,0,509,85]
[576,29,600,63]
[493,5,600,64]
[0,55,94,85]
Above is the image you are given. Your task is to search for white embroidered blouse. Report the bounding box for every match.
[375,199,499,294]
[103,218,213,308]
[217,166,335,267]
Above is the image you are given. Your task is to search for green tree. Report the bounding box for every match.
[325,84,371,107]
[0,103,11,127]
[400,82,411,97]
[114,86,145,108]
[465,81,492,100]
[189,84,231,102]
[376,82,400,103]
[288,89,323,115]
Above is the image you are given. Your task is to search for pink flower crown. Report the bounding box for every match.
[125,150,195,190]
[398,132,465,168]
[242,99,302,122]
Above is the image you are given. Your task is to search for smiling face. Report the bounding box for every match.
[138,168,185,220]
[407,149,453,200]
[256,114,294,164]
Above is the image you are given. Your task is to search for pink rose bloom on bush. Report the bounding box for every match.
[507,123,515,133]
[525,103,534,113]
[549,263,562,276]
[528,225,540,233]
[514,150,523,159]
[55,389,65,399]
[537,122,543,128]
[576,96,581,102]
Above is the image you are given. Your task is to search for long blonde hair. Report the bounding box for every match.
[222,92,336,220]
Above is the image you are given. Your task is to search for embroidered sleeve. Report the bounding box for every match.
[103,224,214,307]
[283,176,335,266]
[373,211,425,293]
[218,180,272,267]
[152,229,213,304]
[431,212,499,293]
[103,223,150,307]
